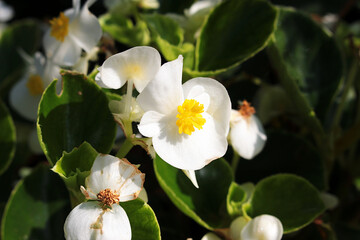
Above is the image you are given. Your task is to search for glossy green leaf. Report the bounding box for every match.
[195,0,278,73]
[120,198,161,240]
[226,182,246,218]
[267,8,343,122]
[235,130,326,190]
[37,71,116,165]
[245,174,326,233]
[52,142,99,206]
[154,156,233,230]
[1,164,71,240]
[0,20,41,89]
[99,13,151,46]
[0,100,16,175]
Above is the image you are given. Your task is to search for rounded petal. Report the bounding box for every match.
[183,169,199,188]
[201,232,222,240]
[9,76,41,121]
[183,77,231,136]
[68,1,102,53]
[85,155,144,202]
[43,31,82,66]
[230,216,248,240]
[98,46,161,90]
[137,55,183,114]
[230,115,266,160]
[241,215,283,240]
[152,113,228,170]
[64,202,131,240]
[138,110,166,138]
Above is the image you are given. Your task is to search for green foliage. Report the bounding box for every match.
[37,71,116,165]
[1,164,71,240]
[154,156,233,230]
[245,174,326,233]
[226,182,246,218]
[121,198,161,240]
[0,100,16,175]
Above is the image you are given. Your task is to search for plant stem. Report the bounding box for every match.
[116,138,134,159]
[231,151,240,175]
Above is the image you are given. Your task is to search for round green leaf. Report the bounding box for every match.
[195,0,278,73]
[246,174,326,233]
[120,198,161,240]
[154,156,233,230]
[1,164,71,240]
[37,71,116,165]
[0,100,16,175]
[235,130,326,190]
[268,8,344,121]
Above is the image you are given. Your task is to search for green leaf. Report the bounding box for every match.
[120,198,161,240]
[226,182,246,218]
[0,100,16,175]
[37,71,116,165]
[0,20,42,92]
[154,156,233,230]
[1,164,71,240]
[52,142,99,206]
[99,13,151,46]
[267,8,344,122]
[195,0,278,73]
[271,0,345,15]
[245,174,326,233]
[235,130,326,190]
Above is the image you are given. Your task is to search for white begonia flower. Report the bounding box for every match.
[73,46,99,75]
[0,0,13,22]
[240,215,283,240]
[137,56,231,187]
[64,154,145,240]
[95,46,161,92]
[229,100,267,160]
[43,0,102,66]
[9,52,61,121]
[201,232,221,240]
[109,97,144,123]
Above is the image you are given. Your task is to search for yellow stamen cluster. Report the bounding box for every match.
[26,75,44,96]
[50,12,69,42]
[97,189,120,207]
[176,99,206,135]
[239,100,255,118]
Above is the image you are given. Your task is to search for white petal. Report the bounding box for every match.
[9,76,41,121]
[230,115,266,160]
[85,155,144,202]
[43,31,82,66]
[138,188,148,203]
[95,71,112,88]
[241,215,283,240]
[182,77,231,136]
[185,85,210,111]
[152,113,228,170]
[98,46,161,90]
[138,110,166,138]
[230,216,248,240]
[183,169,199,188]
[201,232,222,240]
[68,1,102,53]
[0,0,14,22]
[64,202,131,240]
[137,55,183,114]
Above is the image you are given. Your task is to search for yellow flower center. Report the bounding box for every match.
[176,99,206,135]
[26,75,44,96]
[50,12,69,42]
[97,188,120,207]
[239,100,255,118]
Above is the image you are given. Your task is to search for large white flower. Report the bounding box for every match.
[9,52,61,121]
[64,155,145,240]
[95,46,161,92]
[137,56,231,187]
[229,100,267,160]
[43,0,102,66]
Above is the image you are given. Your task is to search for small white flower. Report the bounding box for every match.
[64,155,145,240]
[73,46,99,74]
[137,56,231,187]
[229,100,267,160]
[109,97,144,123]
[43,0,102,66]
[201,232,221,240]
[0,0,13,22]
[239,215,283,240]
[95,46,161,92]
[9,52,60,121]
